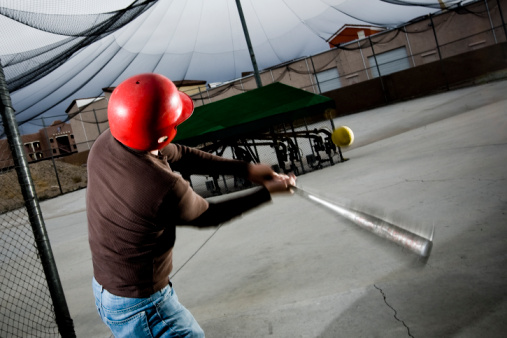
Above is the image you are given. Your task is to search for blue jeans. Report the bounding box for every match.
[92,278,205,337]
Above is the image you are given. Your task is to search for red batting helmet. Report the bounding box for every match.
[108,73,194,151]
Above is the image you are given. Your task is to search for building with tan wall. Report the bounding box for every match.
[193,0,505,101]
[66,0,506,152]
[65,96,109,153]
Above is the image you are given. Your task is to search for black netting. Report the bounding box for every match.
[380,0,463,9]
[2,0,157,93]
[0,138,60,337]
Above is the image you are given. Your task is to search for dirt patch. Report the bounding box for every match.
[0,160,87,214]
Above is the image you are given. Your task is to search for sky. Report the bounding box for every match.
[0,0,469,134]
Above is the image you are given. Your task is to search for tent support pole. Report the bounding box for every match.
[235,0,262,88]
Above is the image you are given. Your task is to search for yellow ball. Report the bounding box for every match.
[332,126,354,147]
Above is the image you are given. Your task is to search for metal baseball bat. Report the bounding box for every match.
[292,185,433,258]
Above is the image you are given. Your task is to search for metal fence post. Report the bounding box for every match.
[430,14,443,61]
[0,64,76,337]
[92,109,102,136]
[429,13,450,91]
[497,0,507,39]
[198,86,205,105]
[368,36,388,102]
[359,40,370,80]
[41,116,63,194]
[485,0,498,43]
[309,55,322,94]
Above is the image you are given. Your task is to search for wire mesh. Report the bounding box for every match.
[1,0,158,93]
[0,134,60,337]
[0,118,88,214]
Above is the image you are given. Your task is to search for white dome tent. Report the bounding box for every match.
[0,0,468,134]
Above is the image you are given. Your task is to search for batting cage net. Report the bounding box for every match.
[1,0,158,93]
[0,124,62,336]
[0,194,59,337]
[1,2,157,336]
[1,65,76,336]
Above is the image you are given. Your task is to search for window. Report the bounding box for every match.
[315,68,341,93]
[368,47,410,78]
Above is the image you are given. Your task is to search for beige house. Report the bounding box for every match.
[65,96,109,153]
[0,120,77,169]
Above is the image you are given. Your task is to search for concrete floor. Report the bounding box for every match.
[41,79,507,337]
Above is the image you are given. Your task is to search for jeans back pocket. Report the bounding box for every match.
[105,310,153,338]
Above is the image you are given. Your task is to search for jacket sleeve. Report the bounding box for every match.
[160,143,250,178]
[186,187,272,228]
[158,175,210,224]
[158,176,270,228]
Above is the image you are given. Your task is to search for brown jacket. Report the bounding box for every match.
[87,130,270,297]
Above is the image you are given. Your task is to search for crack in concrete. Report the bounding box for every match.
[374,284,414,338]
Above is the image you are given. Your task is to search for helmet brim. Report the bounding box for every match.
[177,92,194,125]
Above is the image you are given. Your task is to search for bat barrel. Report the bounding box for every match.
[293,186,433,258]
[351,209,433,257]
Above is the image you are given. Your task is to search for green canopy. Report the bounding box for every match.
[174,82,335,145]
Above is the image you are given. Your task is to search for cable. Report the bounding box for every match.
[169,223,224,279]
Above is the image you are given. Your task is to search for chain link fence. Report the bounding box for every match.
[1,68,75,337]
[0,195,61,337]
[0,136,64,337]
[0,116,88,215]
